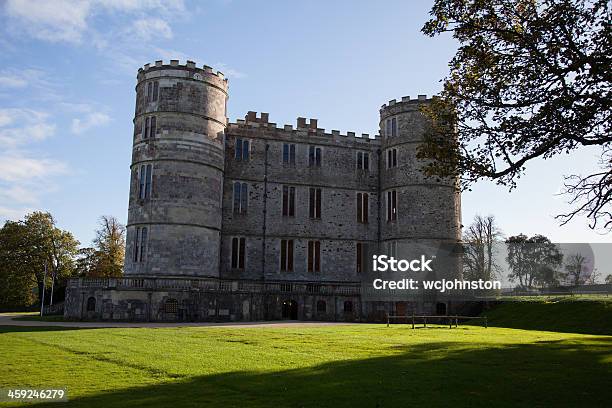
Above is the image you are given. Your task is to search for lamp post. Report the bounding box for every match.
[40,261,47,317]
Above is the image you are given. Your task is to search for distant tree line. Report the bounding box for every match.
[0,212,125,310]
[461,215,610,288]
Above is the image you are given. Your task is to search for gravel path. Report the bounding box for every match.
[0,313,360,329]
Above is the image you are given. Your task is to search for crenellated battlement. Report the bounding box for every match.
[229,112,380,145]
[380,94,431,111]
[137,59,228,83]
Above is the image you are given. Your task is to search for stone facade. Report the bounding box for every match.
[64,60,461,322]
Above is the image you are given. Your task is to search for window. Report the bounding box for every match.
[139,227,148,262]
[86,297,96,312]
[356,151,369,170]
[133,228,139,262]
[146,81,159,103]
[164,298,178,313]
[309,188,321,219]
[385,117,397,137]
[235,138,250,160]
[357,192,369,223]
[386,190,397,222]
[144,117,149,139]
[387,241,397,258]
[133,226,148,262]
[344,301,353,313]
[150,116,156,137]
[152,81,159,101]
[309,146,322,167]
[138,164,152,199]
[317,300,327,313]
[231,237,246,269]
[307,240,321,273]
[282,186,295,217]
[356,242,367,274]
[233,182,248,214]
[387,148,398,168]
[280,239,294,272]
[283,143,296,164]
[143,116,156,139]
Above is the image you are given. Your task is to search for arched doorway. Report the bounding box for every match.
[436,302,447,315]
[282,300,298,320]
[86,297,96,312]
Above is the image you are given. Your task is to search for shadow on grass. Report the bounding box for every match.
[32,338,612,408]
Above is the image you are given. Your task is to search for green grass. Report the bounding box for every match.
[481,297,612,335]
[0,324,610,407]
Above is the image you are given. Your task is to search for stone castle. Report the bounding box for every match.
[65,60,461,322]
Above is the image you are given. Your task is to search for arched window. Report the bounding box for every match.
[164,298,178,313]
[316,300,326,313]
[344,301,353,313]
[86,297,96,312]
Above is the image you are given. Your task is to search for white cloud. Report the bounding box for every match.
[0,74,27,88]
[0,206,34,221]
[0,68,50,92]
[0,185,39,204]
[4,0,92,43]
[0,108,56,147]
[131,18,173,40]
[0,152,67,183]
[214,62,246,79]
[71,112,111,134]
[3,0,185,44]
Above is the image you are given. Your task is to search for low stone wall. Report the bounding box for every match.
[64,277,362,322]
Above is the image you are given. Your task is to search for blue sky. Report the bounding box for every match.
[0,0,608,247]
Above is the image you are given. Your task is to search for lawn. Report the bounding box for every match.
[481,296,612,335]
[0,323,610,407]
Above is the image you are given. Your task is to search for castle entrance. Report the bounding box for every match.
[436,302,447,315]
[282,300,298,320]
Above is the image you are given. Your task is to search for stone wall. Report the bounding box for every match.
[221,117,381,282]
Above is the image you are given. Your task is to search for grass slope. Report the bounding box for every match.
[0,325,610,407]
[482,297,612,335]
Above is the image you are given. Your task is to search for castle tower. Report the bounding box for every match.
[378,96,462,310]
[124,60,228,278]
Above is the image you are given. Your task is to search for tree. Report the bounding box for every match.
[0,222,35,309]
[419,0,611,231]
[0,212,79,307]
[563,253,587,285]
[76,216,125,278]
[605,274,612,284]
[462,215,503,280]
[586,267,601,284]
[506,234,563,288]
[91,216,125,278]
[74,247,97,277]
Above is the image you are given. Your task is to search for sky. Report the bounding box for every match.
[0,0,609,248]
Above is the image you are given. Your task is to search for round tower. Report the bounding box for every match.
[124,60,228,278]
[379,95,461,290]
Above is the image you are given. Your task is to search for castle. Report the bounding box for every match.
[64,60,461,322]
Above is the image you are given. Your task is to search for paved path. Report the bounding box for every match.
[0,313,360,329]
